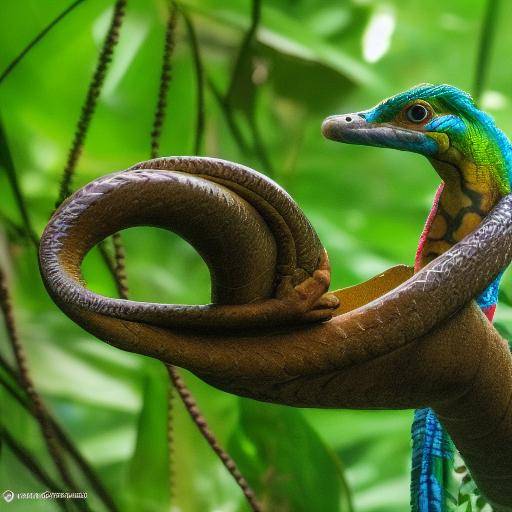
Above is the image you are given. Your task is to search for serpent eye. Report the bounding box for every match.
[406,104,429,123]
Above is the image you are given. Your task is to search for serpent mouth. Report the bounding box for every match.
[322,114,438,154]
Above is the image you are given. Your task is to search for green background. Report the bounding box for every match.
[0,0,510,511]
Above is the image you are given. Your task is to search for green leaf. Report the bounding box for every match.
[181,0,382,89]
[122,361,170,512]
[228,399,352,512]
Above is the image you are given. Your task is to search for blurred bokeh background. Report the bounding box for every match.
[0,0,511,511]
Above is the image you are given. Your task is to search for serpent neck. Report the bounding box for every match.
[418,146,508,269]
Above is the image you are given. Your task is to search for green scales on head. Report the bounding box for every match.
[322,84,512,511]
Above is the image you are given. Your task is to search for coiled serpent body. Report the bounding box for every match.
[40,156,512,510]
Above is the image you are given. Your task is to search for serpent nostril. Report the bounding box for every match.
[345,116,352,122]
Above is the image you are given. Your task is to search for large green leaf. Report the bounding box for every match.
[122,361,170,512]
[228,399,352,512]
[181,0,382,89]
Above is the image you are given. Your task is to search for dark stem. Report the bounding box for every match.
[0,211,32,244]
[166,365,262,512]
[150,1,179,159]
[111,233,129,299]
[208,78,252,156]
[247,111,273,176]
[167,383,176,503]
[56,0,127,207]
[0,117,39,247]
[223,0,272,172]
[473,0,500,106]
[0,367,28,406]
[181,10,205,155]
[0,357,118,512]
[226,0,261,102]
[0,266,85,507]
[0,0,86,85]
[1,425,70,512]
[98,241,121,289]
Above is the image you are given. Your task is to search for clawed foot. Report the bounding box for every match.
[275,250,340,323]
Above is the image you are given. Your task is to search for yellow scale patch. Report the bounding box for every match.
[421,157,502,266]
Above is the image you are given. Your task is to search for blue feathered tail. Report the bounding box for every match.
[409,274,504,511]
[411,407,454,511]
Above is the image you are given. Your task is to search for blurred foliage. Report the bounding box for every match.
[0,0,510,511]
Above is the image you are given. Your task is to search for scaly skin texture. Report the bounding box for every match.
[323,83,512,511]
[40,146,512,505]
[425,155,501,266]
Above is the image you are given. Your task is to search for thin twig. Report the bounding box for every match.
[150,1,179,159]
[56,0,127,206]
[111,233,129,299]
[216,0,272,171]
[0,117,39,247]
[97,241,125,295]
[0,267,90,511]
[0,358,118,512]
[1,425,70,512]
[208,78,251,156]
[248,113,273,176]
[227,0,273,173]
[0,211,31,244]
[0,352,21,383]
[98,237,129,300]
[473,0,500,106]
[0,0,86,86]
[98,239,118,275]
[0,367,28,406]
[181,10,205,155]
[167,365,262,512]
[226,0,261,102]
[167,383,176,502]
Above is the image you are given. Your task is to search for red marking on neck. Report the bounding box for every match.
[415,184,498,323]
[482,304,497,321]
[414,183,445,272]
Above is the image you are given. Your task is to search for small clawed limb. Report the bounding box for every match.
[275,250,340,323]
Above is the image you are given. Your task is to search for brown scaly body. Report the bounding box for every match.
[39,156,512,510]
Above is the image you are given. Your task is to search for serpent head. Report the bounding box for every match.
[322,83,512,195]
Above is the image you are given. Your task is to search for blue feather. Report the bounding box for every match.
[411,408,453,511]
[411,273,502,511]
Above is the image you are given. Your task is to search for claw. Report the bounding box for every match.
[314,292,339,310]
[272,249,338,324]
[301,307,335,323]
